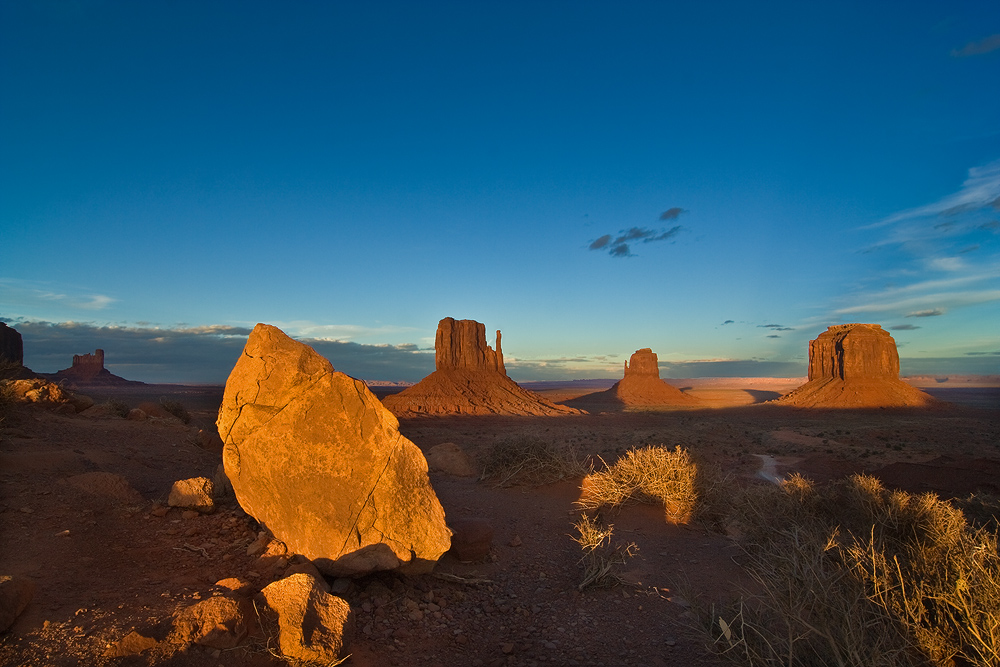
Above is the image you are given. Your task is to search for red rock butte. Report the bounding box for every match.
[382,317,580,417]
[776,324,935,408]
[566,348,699,410]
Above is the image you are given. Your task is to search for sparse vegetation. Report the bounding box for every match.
[571,513,638,591]
[104,399,131,418]
[159,399,191,424]
[577,445,698,524]
[707,474,1000,667]
[479,435,588,487]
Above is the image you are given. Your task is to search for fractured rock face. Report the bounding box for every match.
[777,324,934,408]
[257,573,355,664]
[382,317,580,417]
[217,324,451,577]
[566,348,698,411]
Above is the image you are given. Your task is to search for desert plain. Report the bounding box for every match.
[1,371,998,667]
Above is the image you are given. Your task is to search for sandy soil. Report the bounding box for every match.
[1,380,998,666]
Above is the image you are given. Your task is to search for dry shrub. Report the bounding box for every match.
[479,435,588,487]
[104,399,131,418]
[577,445,697,524]
[571,513,637,591]
[713,473,1000,667]
[159,399,191,424]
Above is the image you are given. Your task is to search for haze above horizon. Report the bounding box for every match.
[2,1,999,383]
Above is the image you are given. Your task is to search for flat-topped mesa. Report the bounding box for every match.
[808,324,898,381]
[435,318,505,373]
[71,350,106,377]
[382,317,579,417]
[623,348,660,378]
[777,323,934,408]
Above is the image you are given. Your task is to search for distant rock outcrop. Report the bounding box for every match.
[43,349,143,387]
[775,324,935,408]
[564,348,699,411]
[0,323,24,367]
[217,323,451,577]
[381,317,580,417]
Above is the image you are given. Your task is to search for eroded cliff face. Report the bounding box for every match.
[435,318,505,374]
[778,324,934,408]
[623,348,659,378]
[0,322,24,367]
[382,317,579,417]
[808,324,898,381]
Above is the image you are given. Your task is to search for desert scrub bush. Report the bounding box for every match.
[104,399,131,418]
[577,445,698,524]
[712,473,1000,667]
[159,399,191,424]
[479,435,588,487]
[571,513,637,591]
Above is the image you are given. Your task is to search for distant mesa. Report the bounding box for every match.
[775,324,935,408]
[42,349,144,387]
[0,322,34,380]
[564,348,699,411]
[382,317,581,417]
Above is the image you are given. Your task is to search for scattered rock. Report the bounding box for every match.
[170,594,254,649]
[217,324,451,576]
[195,428,224,452]
[212,578,253,595]
[426,442,477,476]
[448,518,495,562]
[3,379,70,406]
[0,575,35,632]
[167,477,215,513]
[776,324,936,408]
[383,317,581,417]
[126,408,147,421]
[256,572,355,663]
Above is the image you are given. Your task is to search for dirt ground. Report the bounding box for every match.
[1,380,998,667]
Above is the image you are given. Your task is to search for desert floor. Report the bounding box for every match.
[1,379,998,667]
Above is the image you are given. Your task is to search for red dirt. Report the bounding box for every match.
[1,382,998,667]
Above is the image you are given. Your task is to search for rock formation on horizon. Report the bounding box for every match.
[565,348,699,411]
[381,317,580,417]
[0,322,24,367]
[217,323,451,576]
[43,348,143,387]
[775,324,934,408]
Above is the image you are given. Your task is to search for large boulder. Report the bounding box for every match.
[776,324,935,408]
[0,575,35,633]
[382,317,581,417]
[218,324,451,576]
[256,573,354,663]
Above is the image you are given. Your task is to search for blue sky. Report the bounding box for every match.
[2,1,999,383]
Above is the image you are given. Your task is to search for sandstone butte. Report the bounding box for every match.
[217,323,451,577]
[574,348,700,409]
[381,317,581,417]
[775,323,935,408]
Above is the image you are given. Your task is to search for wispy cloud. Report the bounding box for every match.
[589,208,688,258]
[0,279,116,312]
[890,324,922,330]
[836,291,1000,315]
[907,309,944,318]
[951,34,1000,57]
[872,159,1000,228]
[758,324,794,331]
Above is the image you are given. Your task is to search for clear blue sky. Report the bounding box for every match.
[2,1,999,383]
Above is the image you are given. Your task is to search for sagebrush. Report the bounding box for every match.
[479,435,588,487]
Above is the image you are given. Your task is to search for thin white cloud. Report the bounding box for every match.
[0,279,117,311]
[871,159,1000,228]
[835,290,1000,315]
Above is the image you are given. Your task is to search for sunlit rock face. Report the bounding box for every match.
[777,324,934,408]
[217,323,451,576]
[622,348,660,378]
[382,317,580,417]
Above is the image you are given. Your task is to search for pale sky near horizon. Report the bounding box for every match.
[2,1,999,383]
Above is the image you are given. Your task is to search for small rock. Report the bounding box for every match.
[103,630,157,657]
[126,408,147,421]
[168,477,215,514]
[501,642,515,654]
[0,575,36,632]
[509,535,522,547]
[151,506,170,518]
[448,518,494,562]
[181,510,200,520]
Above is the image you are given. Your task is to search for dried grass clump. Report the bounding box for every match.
[577,445,697,524]
[479,435,588,487]
[159,399,191,424]
[712,473,1000,667]
[104,399,131,418]
[571,513,638,591]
